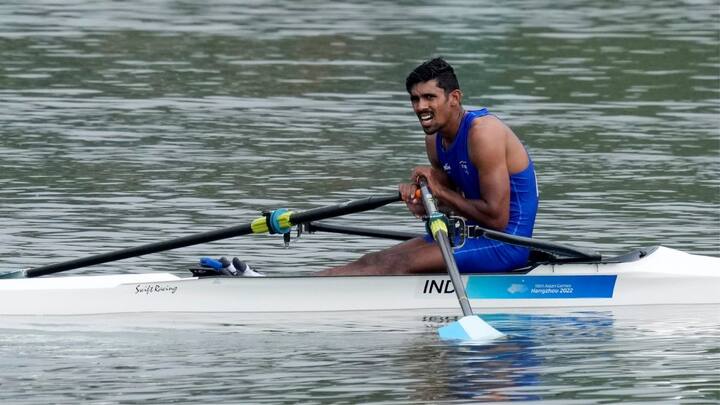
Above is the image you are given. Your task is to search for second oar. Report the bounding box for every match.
[417,180,504,343]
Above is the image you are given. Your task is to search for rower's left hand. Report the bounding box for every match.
[411,166,446,199]
[399,183,425,218]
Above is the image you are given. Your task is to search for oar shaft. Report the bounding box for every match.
[418,181,473,317]
[477,227,601,260]
[289,194,401,224]
[18,223,256,279]
[435,229,473,316]
[307,222,418,241]
[10,192,402,279]
[420,181,505,341]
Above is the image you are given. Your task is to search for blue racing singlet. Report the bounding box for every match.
[432,108,539,272]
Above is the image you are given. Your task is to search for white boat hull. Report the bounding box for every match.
[1,246,718,315]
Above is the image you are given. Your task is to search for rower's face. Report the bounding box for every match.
[409,79,457,135]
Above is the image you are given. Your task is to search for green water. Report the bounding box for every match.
[0,0,718,403]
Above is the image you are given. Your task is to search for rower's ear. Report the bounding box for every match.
[449,89,463,107]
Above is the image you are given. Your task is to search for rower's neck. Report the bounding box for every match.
[440,109,466,147]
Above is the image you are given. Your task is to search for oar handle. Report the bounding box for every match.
[418,179,473,316]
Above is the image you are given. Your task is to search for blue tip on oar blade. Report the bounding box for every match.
[438,315,505,343]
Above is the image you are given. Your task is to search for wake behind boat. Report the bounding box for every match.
[1,245,717,316]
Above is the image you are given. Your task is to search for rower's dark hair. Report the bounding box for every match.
[405,57,460,94]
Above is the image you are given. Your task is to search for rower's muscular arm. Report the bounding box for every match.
[423,119,511,231]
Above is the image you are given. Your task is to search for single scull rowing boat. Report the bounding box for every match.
[1,245,717,316]
[1,192,718,317]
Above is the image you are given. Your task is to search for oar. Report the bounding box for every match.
[472,227,601,261]
[417,180,504,342]
[307,221,600,261]
[1,192,402,279]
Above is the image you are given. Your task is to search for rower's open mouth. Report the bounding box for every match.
[418,111,433,125]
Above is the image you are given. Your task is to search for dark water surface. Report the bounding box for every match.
[1,0,718,403]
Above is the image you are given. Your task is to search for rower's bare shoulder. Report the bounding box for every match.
[469,115,507,144]
[471,114,528,172]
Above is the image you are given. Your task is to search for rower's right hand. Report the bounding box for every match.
[399,183,426,218]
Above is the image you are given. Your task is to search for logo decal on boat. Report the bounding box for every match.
[507,283,529,294]
[135,284,179,295]
[466,275,616,299]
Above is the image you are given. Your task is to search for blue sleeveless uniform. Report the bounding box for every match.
[430,108,539,272]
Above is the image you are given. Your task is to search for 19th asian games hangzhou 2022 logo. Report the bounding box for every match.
[507,283,529,294]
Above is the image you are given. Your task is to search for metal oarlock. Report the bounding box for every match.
[283,232,291,248]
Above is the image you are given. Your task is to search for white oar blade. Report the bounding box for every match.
[438,315,505,342]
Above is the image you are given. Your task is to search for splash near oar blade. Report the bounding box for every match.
[416,180,504,343]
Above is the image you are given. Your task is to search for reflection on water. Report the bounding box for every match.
[0,0,718,403]
[413,313,615,402]
[1,307,717,403]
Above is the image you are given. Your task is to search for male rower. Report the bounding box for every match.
[319,57,539,275]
